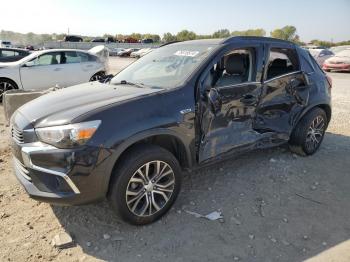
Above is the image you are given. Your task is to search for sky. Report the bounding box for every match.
[1,0,350,42]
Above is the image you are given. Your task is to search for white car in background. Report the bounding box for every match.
[130,48,154,58]
[0,40,12,48]
[0,47,107,98]
[330,45,350,54]
[108,47,125,56]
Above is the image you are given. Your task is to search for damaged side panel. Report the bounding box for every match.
[197,42,311,164]
[199,83,262,162]
[254,72,310,135]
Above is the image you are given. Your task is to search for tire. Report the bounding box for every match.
[0,78,18,102]
[289,107,328,156]
[108,144,182,225]
[89,72,105,82]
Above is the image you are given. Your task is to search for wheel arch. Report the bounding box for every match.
[294,103,332,132]
[104,129,193,195]
[0,77,19,89]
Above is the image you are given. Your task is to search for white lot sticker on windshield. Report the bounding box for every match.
[174,50,199,57]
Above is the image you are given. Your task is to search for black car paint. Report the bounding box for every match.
[11,37,331,205]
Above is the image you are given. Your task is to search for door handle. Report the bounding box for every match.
[240,94,257,105]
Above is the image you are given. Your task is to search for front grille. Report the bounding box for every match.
[13,157,31,181]
[11,126,24,144]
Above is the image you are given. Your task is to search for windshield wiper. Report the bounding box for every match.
[114,80,146,88]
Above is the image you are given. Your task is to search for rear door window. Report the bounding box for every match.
[36,52,61,65]
[266,47,300,80]
[63,51,80,64]
[1,50,15,57]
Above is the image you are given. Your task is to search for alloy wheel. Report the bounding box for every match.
[305,115,326,152]
[125,160,175,217]
[0,81,15,99]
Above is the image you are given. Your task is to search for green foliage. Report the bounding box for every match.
[0,30,56,45]
[231,28,266,37]
[176,30,197,41]
[162,32,177,43]
[212,29,231,38]
[270,26,298,42]
[310,39,335,48]
[114,33,161,42]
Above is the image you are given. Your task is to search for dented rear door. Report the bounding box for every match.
[254,43,311,136]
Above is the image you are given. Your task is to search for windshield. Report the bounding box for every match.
[111,43,216,89]
[336,49,350,57]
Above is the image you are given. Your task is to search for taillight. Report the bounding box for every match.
[326,74,332,89]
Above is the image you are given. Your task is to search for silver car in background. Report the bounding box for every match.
[308,49,334,66]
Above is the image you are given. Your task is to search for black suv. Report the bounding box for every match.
[11,37,331,225]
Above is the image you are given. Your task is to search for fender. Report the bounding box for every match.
[294,101,332,130]
[100,128,194,195]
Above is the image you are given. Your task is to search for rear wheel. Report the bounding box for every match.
[108,145,182,225]
[289,108,327,156]
[0,78,17,102]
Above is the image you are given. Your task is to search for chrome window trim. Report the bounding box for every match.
[264,71,301,84]
[216,81,261,89]
[21,144,80,194]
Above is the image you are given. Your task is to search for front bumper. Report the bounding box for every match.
[11,140,115,205]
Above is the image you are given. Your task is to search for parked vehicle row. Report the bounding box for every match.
[323,49,350,72]
[0,47,107,99]
[107,47,155,58]
[308,49,334,67]
[63,35,155,44]
[304,45,350,71]
[130,48,154,58]
[10,36,332,225]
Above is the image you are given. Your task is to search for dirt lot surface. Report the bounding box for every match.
[1,58,350,262]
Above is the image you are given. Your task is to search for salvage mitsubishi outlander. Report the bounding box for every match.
[11,37,332,225]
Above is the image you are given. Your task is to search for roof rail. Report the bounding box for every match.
[221,36,295,45]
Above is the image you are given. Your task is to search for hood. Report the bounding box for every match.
[18,81,163,128]
[325,55,350,64]
[0,61,20,68]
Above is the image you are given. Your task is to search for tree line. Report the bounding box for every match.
[1,26,349,47]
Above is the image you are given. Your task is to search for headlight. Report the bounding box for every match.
[35,120,101,148]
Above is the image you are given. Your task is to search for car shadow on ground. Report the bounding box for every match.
[51,132,350,262]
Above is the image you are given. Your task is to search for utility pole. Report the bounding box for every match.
[68,28,70,35]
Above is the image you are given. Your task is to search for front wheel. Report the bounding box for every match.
[0,78,17,102]
[289,108,328,156]
[108,145,182,225]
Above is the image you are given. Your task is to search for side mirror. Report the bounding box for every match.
[23,61,35,67]
[208,88,222,114]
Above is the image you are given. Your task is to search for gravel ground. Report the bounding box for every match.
[0,58,350,262]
